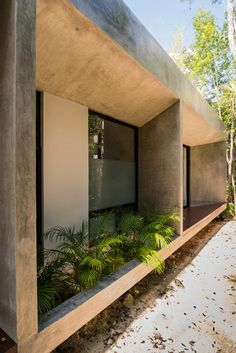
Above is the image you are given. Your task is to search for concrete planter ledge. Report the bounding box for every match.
[39,258,142,330]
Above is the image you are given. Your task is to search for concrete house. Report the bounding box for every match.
[0,0,226,352]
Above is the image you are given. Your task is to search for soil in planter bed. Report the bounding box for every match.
[54,219,226,353]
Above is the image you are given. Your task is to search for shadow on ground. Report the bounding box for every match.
[55,220,229,353]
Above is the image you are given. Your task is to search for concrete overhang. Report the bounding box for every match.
[182,104,225,146]
[36,0,225,142]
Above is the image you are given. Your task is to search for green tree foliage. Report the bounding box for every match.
[171,9,236,211]
[220,81,236,208]
[181,0,236,62]
[184,9,231,116]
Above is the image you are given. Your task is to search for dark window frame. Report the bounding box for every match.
[36,91,44,266]
[183,144,190,209]
[89,110,138,217]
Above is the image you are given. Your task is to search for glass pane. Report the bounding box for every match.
[89,159,136,211]
[89,113,136,211]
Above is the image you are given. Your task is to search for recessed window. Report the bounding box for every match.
[89,112,137,213]
[183,145,190,208]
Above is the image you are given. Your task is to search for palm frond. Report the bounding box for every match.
[153,213,180,225]
[97,235,124,253]
[44,225,85,245]
[79,268,100,288]
[38,282,59,319]
[154,232,169,248]
[158,225,175,242]
[137,247,165,274]
[37,262,62,319]
[119,214,144,234]
[81,256,105,272]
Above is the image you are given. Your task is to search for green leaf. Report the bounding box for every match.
[137,247,165,274]
[119,214,144,234]
[81,256,104,272]
[80,269,100,288]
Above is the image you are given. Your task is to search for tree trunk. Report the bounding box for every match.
[227,0,236,62]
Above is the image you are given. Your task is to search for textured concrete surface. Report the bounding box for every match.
[105,221,236,353]
[190,142,227,206]
[0,0,37,343]
[37,0,177,127]
[37,0,225,141]
[67,0,225,136]
[182,104,224,146]
[0,0,17,340]
[139,102,182,234]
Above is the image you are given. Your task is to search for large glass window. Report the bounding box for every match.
[183,145,189,208]
[89,112,137,213]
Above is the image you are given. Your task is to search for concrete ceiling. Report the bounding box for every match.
[36,0,225,144]
[36,0,177,127]
[182,104,224,146]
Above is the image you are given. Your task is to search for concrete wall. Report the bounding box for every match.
[0,0,37,343]
[138,102,182,234]
[190,142,227,206]
[43,93,88,245]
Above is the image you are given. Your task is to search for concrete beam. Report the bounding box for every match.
[183,104,225,146]
[66,0,225,136]
[138,102,183,235]
[37,0,225,143]
[36,0,177,127]
[0,0,37,344]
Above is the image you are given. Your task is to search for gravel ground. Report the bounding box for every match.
[56,220,236,353]
[105,221,236,353]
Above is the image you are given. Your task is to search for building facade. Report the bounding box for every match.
[0,1,226,352]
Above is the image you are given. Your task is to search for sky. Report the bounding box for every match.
[123,0,226,52]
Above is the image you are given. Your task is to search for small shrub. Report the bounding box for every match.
[118,205,180,273]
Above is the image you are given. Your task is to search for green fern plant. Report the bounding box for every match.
[117,206,180,273]
[37,205,180,318]
[37,259,62,320]
[44,224,124,292]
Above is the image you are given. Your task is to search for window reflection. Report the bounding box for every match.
[89,112,136,212]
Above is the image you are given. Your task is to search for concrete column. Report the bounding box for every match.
[0,0,37,344]
[190,141,227,206]
[138,101,183,235]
